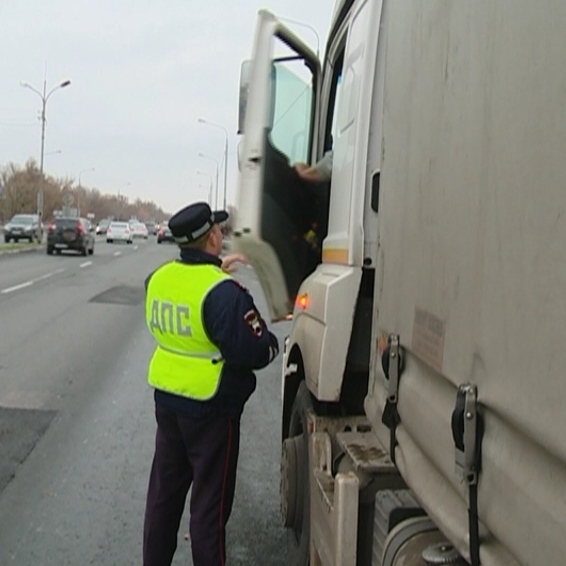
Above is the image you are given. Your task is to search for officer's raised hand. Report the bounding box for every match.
[221,253,248,273]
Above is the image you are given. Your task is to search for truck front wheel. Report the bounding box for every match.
[281,382,312,566]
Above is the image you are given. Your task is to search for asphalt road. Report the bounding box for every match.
[0,237,289,565]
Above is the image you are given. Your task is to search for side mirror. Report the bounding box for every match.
[238,60,252,135]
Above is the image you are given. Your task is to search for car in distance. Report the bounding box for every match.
[4,213,43,243]
[106,221,133,244]
[144,221,157,235]
[157,224,174,244]
[131,222,148,239]
[95,219,111,235]
[46,217,95,256]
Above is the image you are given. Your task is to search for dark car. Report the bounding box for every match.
[157,224,174,243]
[144,221,157,235]
[3,213,43,243]
[46,217,95,256]
[95,219,111,235]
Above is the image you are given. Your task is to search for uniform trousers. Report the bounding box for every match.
[143,403,240,566]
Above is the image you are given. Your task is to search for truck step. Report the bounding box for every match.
[336,431,397,474]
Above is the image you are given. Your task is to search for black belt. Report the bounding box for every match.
[451,383,483,566]
[380,334,404,465]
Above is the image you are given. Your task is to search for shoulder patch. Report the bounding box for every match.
[244,309,263,337]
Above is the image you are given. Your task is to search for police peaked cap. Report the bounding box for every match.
[168,201,228,244]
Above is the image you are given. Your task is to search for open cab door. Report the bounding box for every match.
[233,10,322,321]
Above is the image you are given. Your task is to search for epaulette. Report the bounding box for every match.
[230,278,249,293]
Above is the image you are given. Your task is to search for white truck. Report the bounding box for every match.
[233,1,566,565]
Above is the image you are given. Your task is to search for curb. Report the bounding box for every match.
[0,244,44,257]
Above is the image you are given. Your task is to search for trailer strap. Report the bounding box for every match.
[451,383,483,566]
[380,334,403,465]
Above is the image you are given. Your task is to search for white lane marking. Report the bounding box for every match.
[34,268,64,282]
[114,251,121,257]
[1,281,33,294]
[80,261,93,268]
[0,268,66,294]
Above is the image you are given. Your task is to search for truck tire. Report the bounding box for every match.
[283,382,312,566]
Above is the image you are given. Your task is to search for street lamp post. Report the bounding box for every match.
[198,184,213,207]
[198,153,219,209]
[198,118,229,210]
[21,78,71,240]
[78,167,95,217]
[196,171,213,207]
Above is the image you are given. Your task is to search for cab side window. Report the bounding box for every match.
[258,36,347,300]
[308,48,345,247]
[269,60,314,164]
[324,50,345,159]
[259,36,319,298]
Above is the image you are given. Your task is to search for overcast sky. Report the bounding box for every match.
[0,1,332,214]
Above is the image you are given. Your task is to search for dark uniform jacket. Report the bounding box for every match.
[145,248,279,418]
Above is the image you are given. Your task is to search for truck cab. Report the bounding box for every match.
[233,0,384,400]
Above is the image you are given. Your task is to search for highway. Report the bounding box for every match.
[0,237,288,565]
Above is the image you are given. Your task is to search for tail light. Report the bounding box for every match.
[158,229,164,236]
[77,223,84,235]
[48,222,56,232]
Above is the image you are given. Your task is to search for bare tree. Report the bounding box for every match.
[0,161,168,224]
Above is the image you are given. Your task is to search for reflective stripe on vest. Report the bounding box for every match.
[145,261,231,400]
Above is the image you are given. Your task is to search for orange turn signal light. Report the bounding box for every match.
[296,293,309,310]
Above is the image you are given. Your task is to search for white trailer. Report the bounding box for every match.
[234,2,566,565]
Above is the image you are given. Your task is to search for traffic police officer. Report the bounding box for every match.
[143,202,279,566]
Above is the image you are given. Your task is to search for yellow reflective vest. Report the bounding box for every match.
[145,261,231,400]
